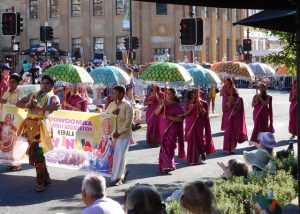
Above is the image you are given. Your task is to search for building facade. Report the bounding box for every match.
[0,0,245,64]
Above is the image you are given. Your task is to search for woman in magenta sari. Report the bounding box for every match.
[184,89,215,165]
[63,85,87,112]
[223,88,248,153]
[144,85,164,146]
[155,88,184,173]
[250,83,274,143]
[289,80,297,139]
[221,78,234,131]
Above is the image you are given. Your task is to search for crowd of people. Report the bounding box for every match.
[81,173,222,214]
[0,57,297,213]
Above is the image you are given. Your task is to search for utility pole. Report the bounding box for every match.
[11,6,16,73]
[189,6,194,63]
[129,0,133,65]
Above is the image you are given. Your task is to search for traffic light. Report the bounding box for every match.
[131,36,139,49]
[16,13,23,36]
[40,26,54,42]
[243,39,252,51]
[40,26,46,42]
[180,18,203,46]
[2,12,17,36]
[124,37,129,50]
[45,26,53,41]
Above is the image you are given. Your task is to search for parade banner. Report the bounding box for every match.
[0,105,28,164]
[46,110,116,176]
[0,106,116,177]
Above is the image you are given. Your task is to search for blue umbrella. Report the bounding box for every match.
[188,67,220,87]
[249,63,275,77]
[178,63,198,70]
[90,66,131,86]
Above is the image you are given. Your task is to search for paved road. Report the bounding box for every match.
[0,89,297,214]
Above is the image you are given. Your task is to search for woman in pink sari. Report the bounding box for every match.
[63,85,87,112]
[155,88,184,173]
[184,89,215,165]
[223,88,248,153]
[221,78,234,131]
[144,86,164,147]
[250,83,274,143]
[289,80,297,139]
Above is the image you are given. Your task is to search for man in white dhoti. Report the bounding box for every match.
[105,85,133,186]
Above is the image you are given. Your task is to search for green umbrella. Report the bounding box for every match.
[139,62,193,88]
[43,64,94,84]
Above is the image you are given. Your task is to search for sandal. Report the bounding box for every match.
[36,184,45,192]
[6,166,22,172]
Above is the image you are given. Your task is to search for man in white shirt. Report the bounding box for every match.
[105,85,133,186]
[81,174,124,214]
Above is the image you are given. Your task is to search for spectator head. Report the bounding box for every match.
[2,66,11,76]
[82,174,106,206]
[231,161,249,177]
[10,74,21,83]
[243,149,272,171]
[257,132,276,156]
[125,184,166,214]
[180,180,215,214]
[9,74,21,89]
[41,75,56,86]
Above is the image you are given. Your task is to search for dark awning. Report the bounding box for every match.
[132,0,296,10]
[233,10,296,33]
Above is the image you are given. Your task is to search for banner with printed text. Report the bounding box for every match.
[0,106,116,177]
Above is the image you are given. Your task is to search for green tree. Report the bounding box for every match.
[263,31,296,76]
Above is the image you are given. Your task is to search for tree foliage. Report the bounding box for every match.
[263,31,296,76]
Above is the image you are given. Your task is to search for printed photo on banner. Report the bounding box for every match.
[0,105,28,162]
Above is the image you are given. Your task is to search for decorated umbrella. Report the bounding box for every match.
[90,66,131,86]
[139,62,193,88]
[187,67,220,87]
[178,62,198,70]
[178,63,222,87]
[42,64,94,84]
[276,65,288,76]
[203,68,222,86]
[211,61,255,80]
[139,62,193,114]
[249,63,276,77]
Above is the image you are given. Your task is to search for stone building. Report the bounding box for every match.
[0,0,245,64]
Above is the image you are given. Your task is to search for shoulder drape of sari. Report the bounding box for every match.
[159,102,184,171]
[251,95,273,142]
[185,101,215,155]
[145,93,162,145]
[223,96,248,152]
[289,92,298,135]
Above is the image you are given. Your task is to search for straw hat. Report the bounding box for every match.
[243,149,272,171]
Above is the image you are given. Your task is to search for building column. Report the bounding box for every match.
[230,9,236,60]
[210,8,216,63]
[220,8,226,61]
[81,0,91,61]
